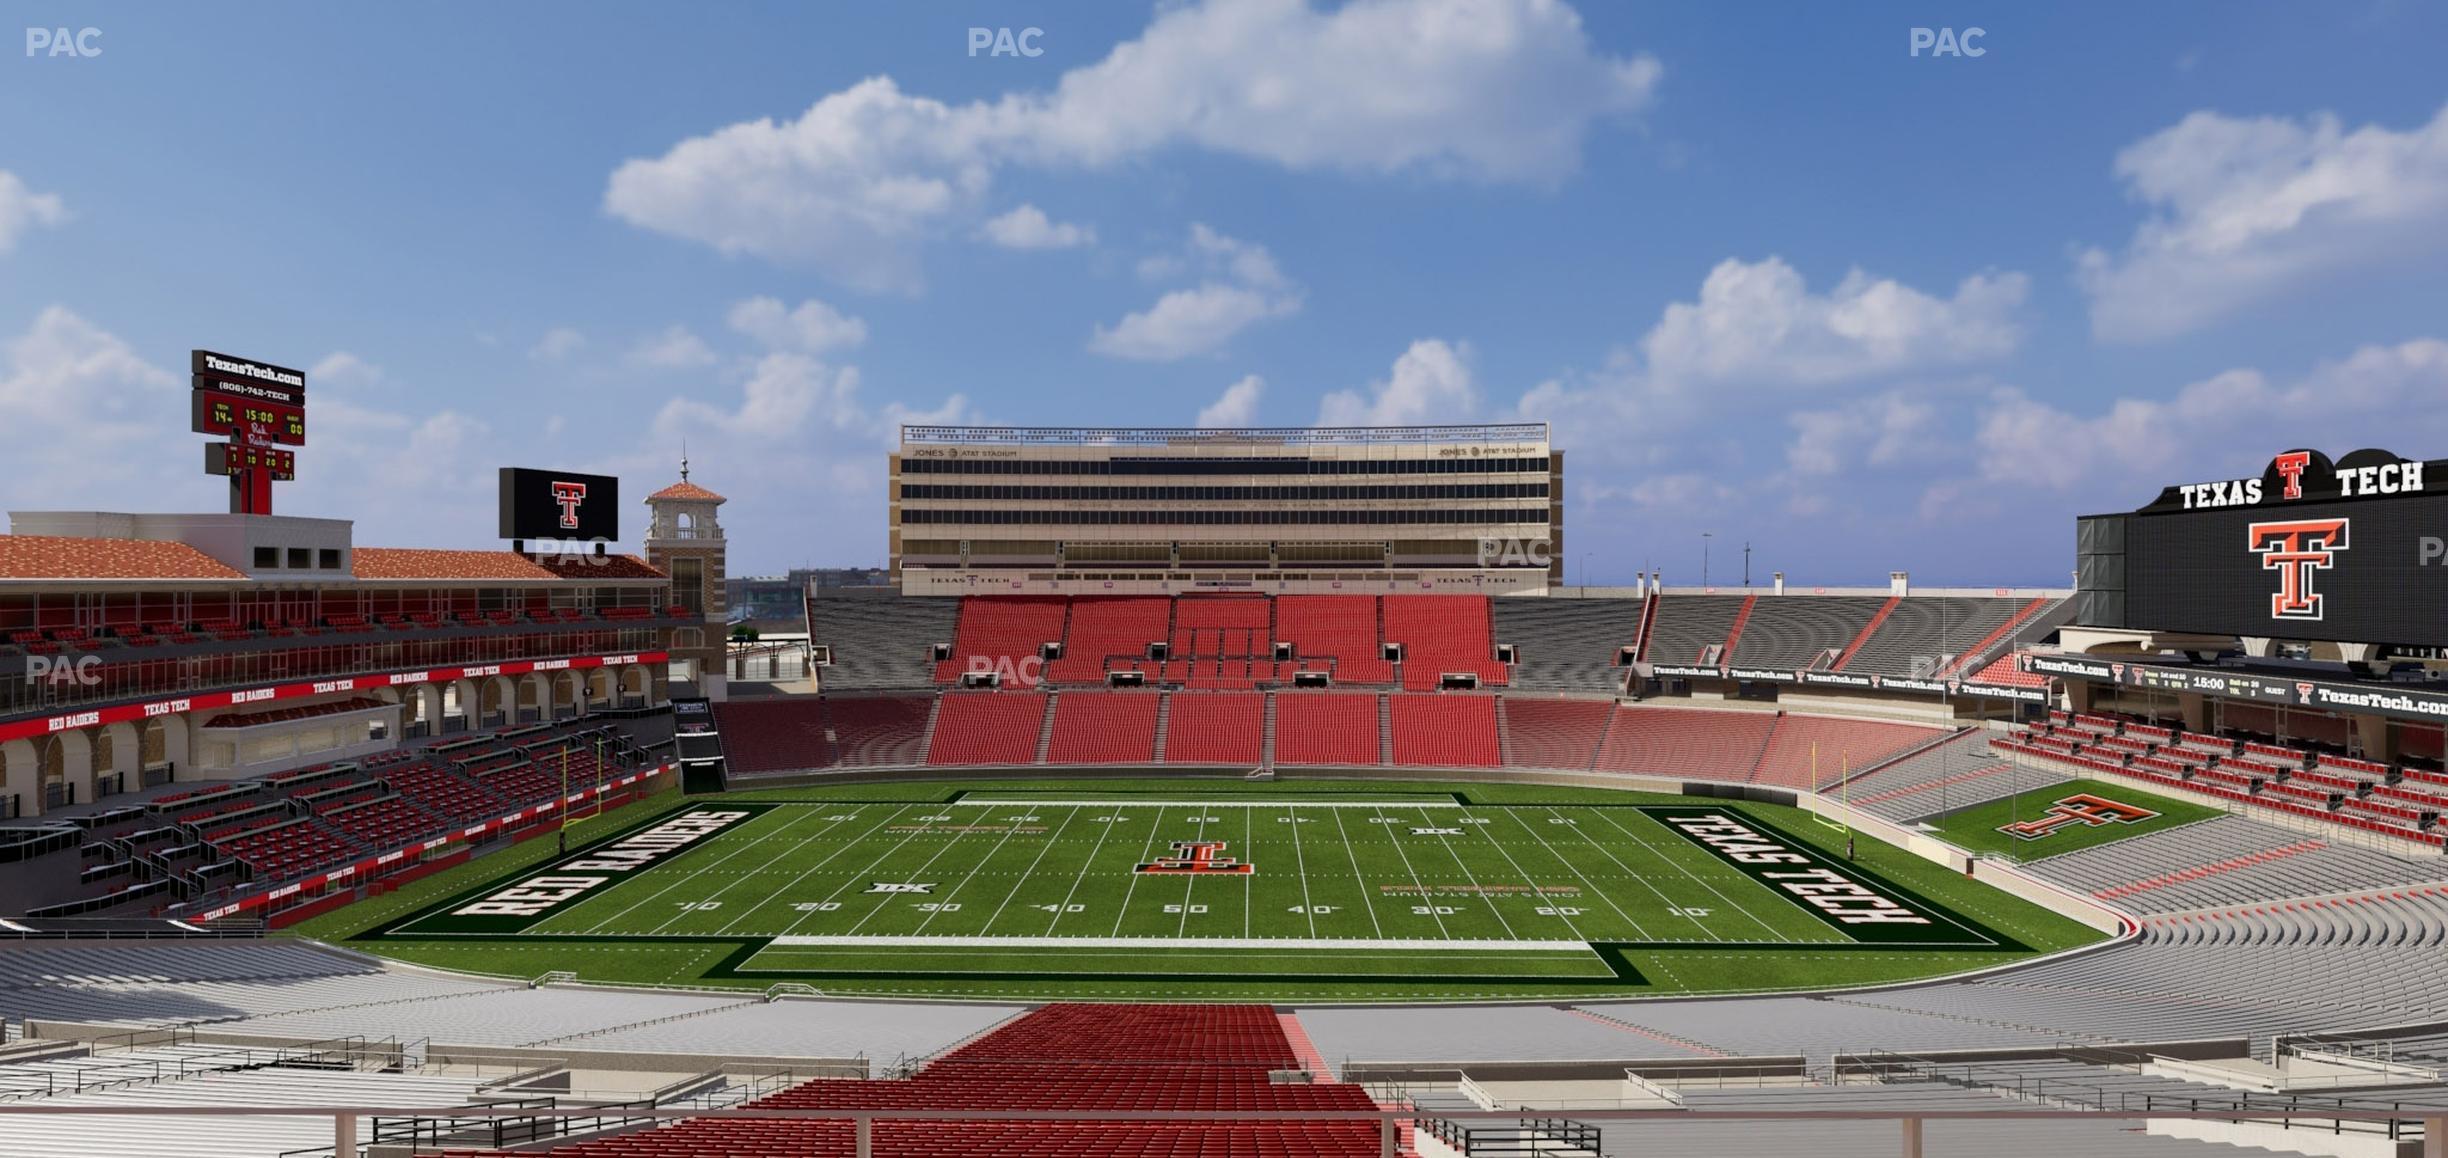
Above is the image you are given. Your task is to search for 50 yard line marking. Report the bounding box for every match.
[1105,806,1173,938]
[1175,810,1216,936]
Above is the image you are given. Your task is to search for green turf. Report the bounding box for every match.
[1928,778,2222,860]
[301,777,2107,1000]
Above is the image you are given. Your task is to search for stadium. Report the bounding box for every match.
[8,402,2448,1158]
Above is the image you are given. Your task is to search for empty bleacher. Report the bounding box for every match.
[1842,597,2029,677]
[1168,595,1275,689]
[1729,596,1889,670]
[1043,692,1160,764]
[1272,693,1382,766]
[1593,706,1778,781]
[1751,714,1942,791]
[925,694,1049,766]
[1161,693,1265,766]
[934,596,1067,684]
[809,591,957,690]
[1275,595,1392,684]
[1498,697,1613,771]
[1043,596,1170,684]
[1382,594,1506,689]
[1388,695,1500,767]
[1640,594,1747,665]
[1488,596,1633,692]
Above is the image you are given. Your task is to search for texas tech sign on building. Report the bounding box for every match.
[2074,448,2448,648]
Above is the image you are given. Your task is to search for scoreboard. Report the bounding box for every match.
[193,390,306,446]
[2076,448,2448,647]
[191,349,307,514]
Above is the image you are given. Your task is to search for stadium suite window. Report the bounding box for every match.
[253,546,278,568]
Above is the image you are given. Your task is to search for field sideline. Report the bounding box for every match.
[314,778,2110,1001]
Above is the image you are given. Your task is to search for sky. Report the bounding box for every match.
[4,1,2448,585]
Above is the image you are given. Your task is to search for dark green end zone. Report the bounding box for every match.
[388,803,775,935]
[1637,805,1995,946]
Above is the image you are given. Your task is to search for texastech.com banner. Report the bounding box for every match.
[388,803,774,936]
[1635,806,1995,946]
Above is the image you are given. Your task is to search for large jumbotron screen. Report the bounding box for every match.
[2079,447,2448,646]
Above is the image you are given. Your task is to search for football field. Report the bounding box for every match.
[369,785,2020,992]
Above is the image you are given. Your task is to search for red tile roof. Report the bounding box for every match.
[354,548,665,582]
[648,480,726,503]
[0,536,246,580]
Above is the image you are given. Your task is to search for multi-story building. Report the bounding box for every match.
[888,424,1564,595]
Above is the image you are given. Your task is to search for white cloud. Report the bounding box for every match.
[530,327,586,361]
[1642,257,2026,389]
[627,325,719,370]
[1091,285,1297,361]
[310,351,383,388]
[2079,103,2448,341]
[1091,225,1302,360]
[979,204,1095,250]
[0,171,66,253]
[1196,375,1266,427]
[727,296,868,353]
[1939,339,2448,508]
[1785,392,1941,476]
[604,0,1658,286]
[1320,339,1478,425]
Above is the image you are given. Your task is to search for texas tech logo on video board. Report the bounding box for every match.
[2248,517,2350,621]
[499,467,621,542]
[551,480,589,530]
[1135,840,1253,875]
[1997,793,2159,841]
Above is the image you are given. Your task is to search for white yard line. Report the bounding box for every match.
[913,805,1073,935]
[843,806,999,936]
[568,806,842,937]
[1449,805,1589,942]
[1105,806,1173,937]
[757,804,943,939]
[1328,807,1386,938]
[975,805,1087,936]
[1540,806,1734,943]
[959,798,1466,809]
[1175,809,1217,936]
[1581,806,1804,942]
[1366,803,1453,938]
[1043,807,1132,937]
[764,934,1592,951]
[1492,806,1655,941]
[1287,805,1319,937]
[702,805,918,938]
[1413,806,1522,940]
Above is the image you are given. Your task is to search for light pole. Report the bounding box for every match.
[1743,542,1752,588]
[1702,532,1714,589]
[1580,552,1591,591]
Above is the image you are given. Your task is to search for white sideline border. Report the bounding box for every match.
[954,799,1466,808]
[766,934,1593,952]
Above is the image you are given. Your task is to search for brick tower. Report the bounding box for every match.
[644,458,730,700]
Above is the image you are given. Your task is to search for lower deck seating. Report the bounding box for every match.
[1272,694,1381,766]
[1593,706,1778,781]
[1499,697,1613,770]
[1751,715,1941,790]
[1388,695,1499,767]
[926,694,1049,766]
[1162,693,1264,766]
[1043,693,1159,764]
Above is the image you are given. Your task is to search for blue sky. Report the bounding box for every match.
[4,1,2448,584]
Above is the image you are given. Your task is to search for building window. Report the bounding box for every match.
[287,548,311,569]
[673,557,704,614]
[319,548,343,570]
[253,546,279,568]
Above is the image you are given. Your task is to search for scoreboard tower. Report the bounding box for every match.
[190,349,306,515]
